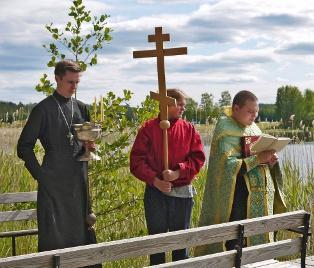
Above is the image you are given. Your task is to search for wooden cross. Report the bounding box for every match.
[133,27,187,170]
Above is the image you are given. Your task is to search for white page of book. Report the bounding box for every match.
[251,135,291,153]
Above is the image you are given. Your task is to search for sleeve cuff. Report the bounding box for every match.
[177,162,188,178]
[146,172,157,186]
[25,162,42,181]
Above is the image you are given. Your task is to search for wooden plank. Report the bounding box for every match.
[148,33,170,42]
[133,50,156,58]
[150,91,176,106]
[0,212,306,268]
[243,259,279,267]
[250,261,301,268]
[288,256,314,267]
[0,192,37,204]
[152,250,236,268]
[163,47,187,56]
[149,250,237,268]
[151,239,302,268]
[269,263,300,268]
[241,238,302,265]
[0,229,38,238]
[0,209,37,222]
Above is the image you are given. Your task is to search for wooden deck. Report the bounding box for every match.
[243,256,314,267]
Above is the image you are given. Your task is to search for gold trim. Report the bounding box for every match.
[227,160,243,223]
[244,174,251,218]
[213,145,241,224]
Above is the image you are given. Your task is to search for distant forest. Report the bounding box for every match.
[0,101,36,123]
[0,99,285,125]
[1,85,313,128]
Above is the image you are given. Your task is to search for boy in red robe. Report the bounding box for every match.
[130,88,205,265]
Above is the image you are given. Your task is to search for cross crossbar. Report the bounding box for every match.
[133,26,187,170]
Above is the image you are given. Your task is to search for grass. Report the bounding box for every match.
[0,125,313,267]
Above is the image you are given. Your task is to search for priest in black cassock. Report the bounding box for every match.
[17,60,97,258]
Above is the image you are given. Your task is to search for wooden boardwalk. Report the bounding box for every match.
[243,256,314,267]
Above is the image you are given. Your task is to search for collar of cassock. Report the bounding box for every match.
[53,90,72,103]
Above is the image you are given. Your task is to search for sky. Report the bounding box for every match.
[2,0,314,106]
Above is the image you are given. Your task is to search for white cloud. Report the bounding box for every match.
[276,77,289,83]
[2,0,314,105]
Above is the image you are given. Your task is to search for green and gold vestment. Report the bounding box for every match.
[195,116,286,255]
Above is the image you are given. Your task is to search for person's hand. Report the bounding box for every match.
[162,169,180,182]
[257,150,276,164]
[153,177,172,193]
[268,153,279,167]
[84,141,96,152]
[86,213,97,227]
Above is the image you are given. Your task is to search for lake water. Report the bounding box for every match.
[203,142,314,179]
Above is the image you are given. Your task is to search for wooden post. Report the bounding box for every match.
[133,26,187,170]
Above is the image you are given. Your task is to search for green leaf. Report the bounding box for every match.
[77,47,83,55]
[100,15,106,22]
[35,73,54,96]
[79,61,87,71]
[90,54,97,65]
[47,61,54,67]
[49,43,56,50]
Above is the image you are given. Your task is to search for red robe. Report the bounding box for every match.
[130,118,205,187]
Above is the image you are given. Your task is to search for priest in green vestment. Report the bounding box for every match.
[195,90,286,256]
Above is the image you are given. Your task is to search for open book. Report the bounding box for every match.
[250,134,291,154]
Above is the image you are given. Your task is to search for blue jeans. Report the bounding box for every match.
[144,186,194,265]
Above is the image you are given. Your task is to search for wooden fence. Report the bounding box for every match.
[0,210,311,268]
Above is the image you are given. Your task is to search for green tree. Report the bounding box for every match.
[184,97,198,122]
[200,92,214,124]
[218,90,231,107]
[275,85,303,127]
[90,92,158,176]
[303,89,314,126]
[259,104,277,122]
[35,0,112,97]
[90,94,158,232]
[210,104,222,122]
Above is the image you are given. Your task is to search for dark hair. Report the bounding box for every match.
[167,88,187,101]
[54,60,82,77]
[232,90,258,108]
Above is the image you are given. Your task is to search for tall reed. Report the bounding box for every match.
[0,126,313,267]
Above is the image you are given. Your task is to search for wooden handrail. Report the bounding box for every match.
[0,209,37,222]
[0,192,37,204]
[0,211,307,268]
[151,238,302,268]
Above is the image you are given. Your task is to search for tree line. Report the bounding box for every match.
[2,85,314,129]
[0,101,35,123]
[184,86,314,128]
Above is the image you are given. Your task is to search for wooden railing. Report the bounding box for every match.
[0,191,38,256]
[0,210,311,268]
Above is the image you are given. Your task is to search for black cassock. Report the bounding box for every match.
[17,91,92,252]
